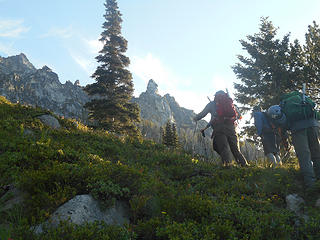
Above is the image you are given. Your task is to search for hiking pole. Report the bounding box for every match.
[302,83,306,103]
[200,131,208,160]
[192,121,198,157]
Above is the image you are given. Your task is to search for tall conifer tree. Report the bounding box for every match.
[232,17,292,111]
[84,0,140,136]
[171,123,179,149]
[162,121,179,149]
[304,21,320,104]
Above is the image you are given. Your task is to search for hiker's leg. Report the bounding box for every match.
[292,128,316,188]
[266,153,277,166]
[275,153,282,165]
[227,133,248,166]
[307,127,320,180]
[215,133,232,165]
[262,132,279,159]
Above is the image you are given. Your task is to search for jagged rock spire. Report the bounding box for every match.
[146,79,159,95]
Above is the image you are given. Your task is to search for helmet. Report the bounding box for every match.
[267,105,287,125]
[267,105,282,119]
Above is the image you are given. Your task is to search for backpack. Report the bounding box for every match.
[214,93,238,123]
[280,91,316,123]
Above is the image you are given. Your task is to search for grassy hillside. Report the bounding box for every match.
[0,96,320,240]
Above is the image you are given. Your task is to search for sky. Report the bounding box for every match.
[1,0,320,119]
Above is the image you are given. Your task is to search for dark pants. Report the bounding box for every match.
[261,130,280,155]
[291,127,320,188]
[213,122,248,166]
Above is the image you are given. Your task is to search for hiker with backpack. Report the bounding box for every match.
[268,87,320,191]
[193,90,249,167]
[252,105,282,167]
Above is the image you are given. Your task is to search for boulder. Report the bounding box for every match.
[37,114,61,129]
[0,185,25,212]
[34,194,130,234]
[286,194,307,218]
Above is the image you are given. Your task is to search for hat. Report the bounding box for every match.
[267,105,282,119]
[215,90,226,96]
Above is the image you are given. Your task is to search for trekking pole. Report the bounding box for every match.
[302,83,306,103]
[192,121,198,157]
[200,131,208,160]
[226,88,230,96]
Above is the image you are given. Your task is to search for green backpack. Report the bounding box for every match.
[280,91,316,123]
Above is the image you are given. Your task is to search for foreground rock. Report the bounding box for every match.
[34,194,130,234]
[0,185,25,212]
[37,114,61,129]
[286,194,308,221]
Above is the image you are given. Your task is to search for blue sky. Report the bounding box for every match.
[1,0,320,116]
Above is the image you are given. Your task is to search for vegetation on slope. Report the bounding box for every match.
[1,96,320,240]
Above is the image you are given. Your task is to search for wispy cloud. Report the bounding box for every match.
[83,38,103,54]
[67,37,101,77]
[0,42,15,56]
[210,75,235,98]
[130,53,181,94]
[40,26,73,39]
[0,19,30,38]
[70,52,96,76]
[129,53,211,114]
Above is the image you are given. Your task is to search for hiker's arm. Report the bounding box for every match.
[193,102,213,122]
[234,105,242,120]
[253,112,263,136]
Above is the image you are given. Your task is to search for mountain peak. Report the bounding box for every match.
[146,79,159,95]
[0,53,36,74]
[11,53,35,70]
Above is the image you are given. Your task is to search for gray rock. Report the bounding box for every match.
[0,186,25,212]
[34,194,130,234]
[315,198,320,208]
[286,194,306,217]
[23,128,34,136]
[37,114,61,129]
[132,79,204,128]
[146,79,159,95]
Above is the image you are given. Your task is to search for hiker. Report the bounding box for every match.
[193,90,248,167]
[252,105,282,167]
[268,90,320,190]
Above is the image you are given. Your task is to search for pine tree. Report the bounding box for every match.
[232,17,320,111]
[162,121,179,149]
[232,17,292,111]
[84,0,140,136]
[304,21,320,105]
[160,126,165,144]
[171,123,179,148]
[162,121,172,147]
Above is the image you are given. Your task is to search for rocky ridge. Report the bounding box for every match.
[0,53,89,121]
